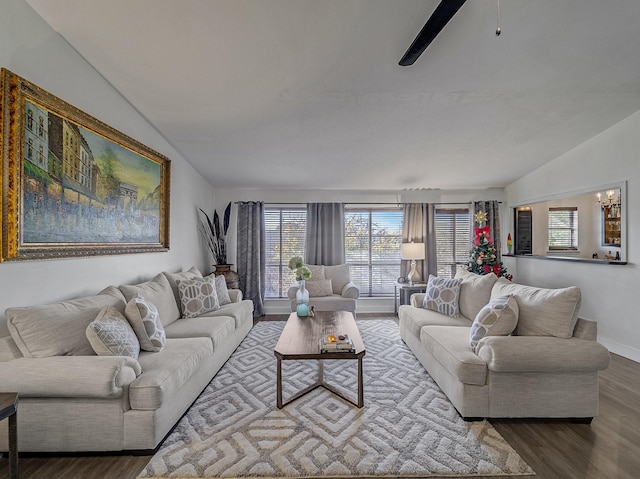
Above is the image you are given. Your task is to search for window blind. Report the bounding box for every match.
[264,207,306,298]
[435,208,471,278]
[345,208,402,296]
[548,207,578,250]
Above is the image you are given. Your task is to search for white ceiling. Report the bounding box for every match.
[25,0,640,190]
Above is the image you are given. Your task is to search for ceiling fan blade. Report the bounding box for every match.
[399,0,467,66]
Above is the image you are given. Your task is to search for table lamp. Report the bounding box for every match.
[401,242,426,285]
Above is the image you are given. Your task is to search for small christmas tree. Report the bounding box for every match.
[467,211,513,280]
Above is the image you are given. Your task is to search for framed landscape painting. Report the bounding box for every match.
[0,68,170,261]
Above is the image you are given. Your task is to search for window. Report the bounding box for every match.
[264,207,306,298]
[345,208,403,297]
[548,207,578,250]
[435,208,471,278]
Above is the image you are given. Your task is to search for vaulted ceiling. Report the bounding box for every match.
[25,0,640,190]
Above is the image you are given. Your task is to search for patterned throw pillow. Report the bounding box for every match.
[423,275,462,317]
[213,274,232,306]
[124,295,166,352]
[86,306,140,359]
[178,276,220,318]
[305,279,334,297]
[469,295,519,351]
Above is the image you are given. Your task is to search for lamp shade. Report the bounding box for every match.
[401,242,426,260]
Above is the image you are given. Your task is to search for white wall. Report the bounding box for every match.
[215,187,505,314]
[0,0,214,336]
[505,110,640,362]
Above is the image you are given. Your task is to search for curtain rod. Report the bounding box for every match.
[234,201,500,206]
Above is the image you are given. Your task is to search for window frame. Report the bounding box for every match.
[548,206,579,251]
[435,207,471,279]
[344,206,403,297]
[264,206,307,298]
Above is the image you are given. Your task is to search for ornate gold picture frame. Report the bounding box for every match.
[0,69,170,262]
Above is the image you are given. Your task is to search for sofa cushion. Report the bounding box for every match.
[399,305,472,339]
[469,295,519,351]
[163,267,203,316]
[323,264,351,295]
[124,295,166,352]
[86,306,140,359]
[454,270,498,321]
[130,337,213,410]
[5,286,126,358]
[178,276,220,318]
[164,315,235,350]
[420,326,487,386]
[423,275,462,317]
[490,278,581,338]
[120,274,180,328]
[213,274,232,306]
[199,300,255,329]
[305,264,325,281]
[305,279,334,297]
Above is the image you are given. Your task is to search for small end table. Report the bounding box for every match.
[394,282,427,315]
[0,393,18,479]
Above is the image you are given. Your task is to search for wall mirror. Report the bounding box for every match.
[511,181,626,263]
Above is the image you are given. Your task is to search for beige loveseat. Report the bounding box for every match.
[0,267,253,453]
[287,264,360,313]
[399,270,611,420]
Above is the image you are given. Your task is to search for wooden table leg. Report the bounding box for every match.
[357,356,364,408]
[276,357,283,409]
[9,411,18,479]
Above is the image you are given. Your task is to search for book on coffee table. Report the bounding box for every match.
[319,334,355,353]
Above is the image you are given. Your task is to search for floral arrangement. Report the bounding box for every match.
[288,256,312,281]
[467,212,513,280]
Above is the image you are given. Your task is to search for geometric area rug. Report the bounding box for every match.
[138,319,534,478]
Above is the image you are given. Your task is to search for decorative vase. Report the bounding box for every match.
[213,264,240,289]
[296,280,310,317]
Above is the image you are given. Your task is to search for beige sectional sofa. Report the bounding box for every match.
[0,267,254,453]
[399,270,611,420]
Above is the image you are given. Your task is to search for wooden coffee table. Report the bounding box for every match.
[0,393,18,479]
[274,311,365,408]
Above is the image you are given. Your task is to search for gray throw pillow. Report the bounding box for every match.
[469,295,519,351]
[423,275,462,317]
[305,279,334,297]
[178,276,220,318]
[124,295,166,352]
[86,306,140,359]
[213,274,232,305]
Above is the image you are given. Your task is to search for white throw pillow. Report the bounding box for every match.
[469,295,519,351]
[213,274,232,305]
[86,306,140,359]
[423,275,462,317]
[305,279,334,297]
[178,276,220,318]
[124,295,166,352]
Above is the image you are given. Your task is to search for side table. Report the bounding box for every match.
[0,393,18,479]
[394,282,427,315]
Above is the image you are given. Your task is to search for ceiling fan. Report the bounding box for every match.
[399,0,468,66]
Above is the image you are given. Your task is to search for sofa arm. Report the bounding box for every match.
[0,356,142,398]
[410,293,426,308]
[228,289,243,302]
[476,336,611,373]
[341,282,360,299]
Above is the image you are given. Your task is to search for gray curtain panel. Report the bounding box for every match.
[305,203,345,266]
[473,200,502,261]
[237,201,266,316]
[401,203,437,282]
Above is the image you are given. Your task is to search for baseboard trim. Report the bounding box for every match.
[598,337,640,363]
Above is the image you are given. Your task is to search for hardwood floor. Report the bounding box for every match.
[1,314,639,479]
